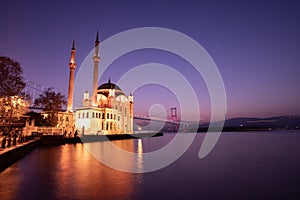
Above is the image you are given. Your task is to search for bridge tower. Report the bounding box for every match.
[171,107,177,121]
[171,107,179,132]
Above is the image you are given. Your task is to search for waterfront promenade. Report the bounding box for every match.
[0,135,35,153]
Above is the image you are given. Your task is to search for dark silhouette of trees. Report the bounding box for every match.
[34,87,66,126]
[0,56,26,97]
[25,111,48,127]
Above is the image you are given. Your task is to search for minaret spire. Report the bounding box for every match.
[96,30,99,44]
[67,39,76,112]
[72,38,75,50]
[92,31,100,106]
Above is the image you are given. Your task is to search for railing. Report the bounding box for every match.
[35,127,64,135]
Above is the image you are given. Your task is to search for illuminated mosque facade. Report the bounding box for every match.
[66,32,134,135]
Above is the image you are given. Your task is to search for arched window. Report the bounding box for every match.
[107,113,109,119]
[86,112,89,118]
[82,113,85,118]
[96,113,98,118]
[92,112,95,118]
[78,113,80,119]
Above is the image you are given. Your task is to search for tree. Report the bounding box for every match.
[34,87,67,126]
[0,56,26,97]
[0,56,29,131]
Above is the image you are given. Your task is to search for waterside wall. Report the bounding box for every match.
[0,139,40,172]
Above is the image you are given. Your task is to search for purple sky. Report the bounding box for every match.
[1,0,300,121]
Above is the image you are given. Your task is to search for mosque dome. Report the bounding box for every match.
[97,78,124,96]
[98,81,121,91]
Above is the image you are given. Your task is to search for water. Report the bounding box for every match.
[1,131,300,200]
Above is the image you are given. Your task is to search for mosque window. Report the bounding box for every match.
[102,113,105,119]
[92,112,95,118]
[110,114,113,119]
[82,113,85,118]
[96,113,98,118]
[86,112,89,118]
[107,113,109,119]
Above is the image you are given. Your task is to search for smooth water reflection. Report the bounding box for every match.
[0,142,140,200]
[1,131,300,200]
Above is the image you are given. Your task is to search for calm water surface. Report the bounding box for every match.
[1,131,300,200]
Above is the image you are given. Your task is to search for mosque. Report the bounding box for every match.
[66,32,134,135]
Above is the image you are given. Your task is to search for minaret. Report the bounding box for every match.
[67,39,76,112]
[92,31,100,106]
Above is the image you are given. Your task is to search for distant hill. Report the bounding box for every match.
[198,116,300,132]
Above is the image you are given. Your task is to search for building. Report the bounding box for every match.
[67,32,134,135]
